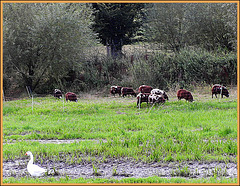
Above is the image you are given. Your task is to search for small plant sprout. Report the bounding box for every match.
[92,163,101,176]
[112,167,118,176]
[65,174,69,181]
[77,157,82,163]
[10,170,16,177]
[171,166,191,177]
[52,167,60,176]
[70,156,75,165]
[44,170,48,176]
[195,168,200,175]
[212,167,221,177]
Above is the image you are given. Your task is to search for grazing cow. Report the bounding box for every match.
[151,89,169,100]
[65,92,78,102]
[121,87,137,97]
[54,89,62,99]
[110,86,122,97]
[148,94,165,105]
[212,84,229,98]
[177,89,193,102]
[138,85,153,94]
[137,93,150,108]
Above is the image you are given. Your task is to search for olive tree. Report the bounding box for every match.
[3,3,96,93]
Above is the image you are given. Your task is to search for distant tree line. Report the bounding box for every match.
[144,3,237,52]
[3,3,237,96]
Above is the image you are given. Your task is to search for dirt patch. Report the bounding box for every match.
[3,139,107,145]
[3,158,237,180]
[4,138,237,145]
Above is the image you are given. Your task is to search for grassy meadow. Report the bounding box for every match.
[2,88,238,183]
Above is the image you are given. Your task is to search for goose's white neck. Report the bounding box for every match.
[28,153,34,165]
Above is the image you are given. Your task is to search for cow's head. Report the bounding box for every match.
[163,93,169,100]
[156,95,165,103]
[223,88,229,97]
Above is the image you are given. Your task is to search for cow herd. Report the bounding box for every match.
[111,85,176,108]
[53,84,229,108]
[110,84,229,108]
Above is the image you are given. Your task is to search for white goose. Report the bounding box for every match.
[25,151,47,176]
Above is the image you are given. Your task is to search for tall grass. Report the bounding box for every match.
[3,96,237,163]
[127,48,237,90]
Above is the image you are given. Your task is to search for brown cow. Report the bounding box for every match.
[137,93,150,108]
[212,84,229,98]
[65,92,78,102]
[121,87,136,97]
[110,86,122,97]
[177,89,193,102]
[138,85,153,93]
[54,89,62,99]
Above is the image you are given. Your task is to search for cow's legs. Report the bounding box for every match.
[137,102,141,108]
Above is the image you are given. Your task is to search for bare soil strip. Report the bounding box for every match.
[3,139,107,145]
[3,158,237,180]
[3,138,237,145]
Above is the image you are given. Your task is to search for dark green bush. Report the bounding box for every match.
[4,47,237,96]
[127,47,237,90]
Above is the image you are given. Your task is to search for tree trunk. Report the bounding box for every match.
[106,38,123,58]
[27,61,34,91]
[22,73,33,93]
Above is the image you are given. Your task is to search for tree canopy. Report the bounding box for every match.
[145,3,237,52]
[91,3,145,57]
[3,3,96,92]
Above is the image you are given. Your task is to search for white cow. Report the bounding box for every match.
[151,89,169,100]
[148,94,165,104]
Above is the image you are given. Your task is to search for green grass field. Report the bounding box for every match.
[2,90,238,183]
